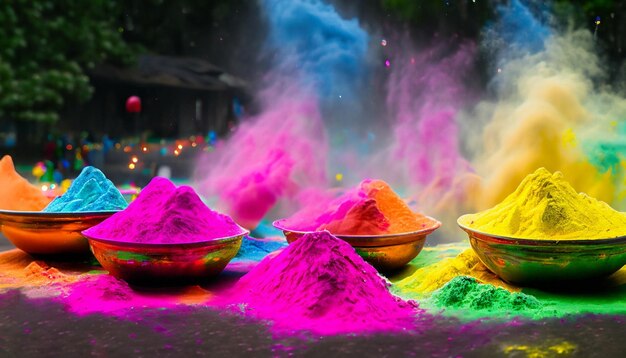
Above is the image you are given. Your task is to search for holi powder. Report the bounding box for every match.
[234,236,287,262]
[225,231,419,335]
[464,168,626,239]
[43,166,127,212]
[84,177,244,244]
[430,276,543,314]
[280,179,435,235]
[58,274,213,316]
[0,250,78,290]
[393,249,518,299]
[0,155,51,211]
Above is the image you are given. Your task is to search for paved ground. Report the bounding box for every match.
[1,234,625,356]
[1,291,624,357]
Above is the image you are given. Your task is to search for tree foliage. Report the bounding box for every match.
[0,0,137,122]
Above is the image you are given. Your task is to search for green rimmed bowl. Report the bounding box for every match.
[457,214,626,285]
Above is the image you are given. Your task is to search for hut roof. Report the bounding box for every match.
[90,55,248,91]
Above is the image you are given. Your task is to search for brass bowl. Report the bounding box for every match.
[457,214,626,285]
[83,231,247,283]
[273,218,441,272]
[0,210,117,254]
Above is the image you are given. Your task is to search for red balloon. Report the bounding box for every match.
[126,96,142,113]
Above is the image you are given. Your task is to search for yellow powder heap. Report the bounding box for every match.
[0,155,51,211]
[464,168,626,240]
[394,249,518,297]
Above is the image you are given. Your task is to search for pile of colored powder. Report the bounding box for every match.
[84,177,245,244]
[393,249,518,298]
[59,275,177,315]
[281,179,435,235]
[227,231,418,335]
[0,250,78,290]
[463,168,626,239]
[431,276,542,312]
[0,155,51,211]
[43,166,127,212]
[234,237,287,261]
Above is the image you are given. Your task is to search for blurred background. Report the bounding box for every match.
[2,0,626,238]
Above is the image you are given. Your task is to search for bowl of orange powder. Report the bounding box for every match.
[274,179,440,271]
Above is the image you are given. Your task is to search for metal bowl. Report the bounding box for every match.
[457,214,626,285]
[0,210,117,255]
[273,218,441,272]
[83,232,247,283]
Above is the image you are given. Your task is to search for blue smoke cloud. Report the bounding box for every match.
[262,0,369,100]
[497,0,551,53]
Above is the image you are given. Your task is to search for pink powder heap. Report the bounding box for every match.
[228,231,418,335]
[84,177,245,244]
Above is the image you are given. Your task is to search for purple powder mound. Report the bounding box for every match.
[227,231,418,335]
[84,177,245,244]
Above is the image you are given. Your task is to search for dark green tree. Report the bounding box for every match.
[0,0,137,123]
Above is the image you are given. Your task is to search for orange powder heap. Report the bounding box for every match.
[282,179,435,235]
[0,155,51,211]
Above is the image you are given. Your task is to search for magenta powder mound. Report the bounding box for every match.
[83,177,245,244]
[226,231,418,335]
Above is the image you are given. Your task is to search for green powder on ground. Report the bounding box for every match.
[389,244,626,321]
[431,276,542,312]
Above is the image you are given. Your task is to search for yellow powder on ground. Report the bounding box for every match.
[394,249,519,297]
[463,168,626,240]
[0,155,51,211]
[0,249,78,290]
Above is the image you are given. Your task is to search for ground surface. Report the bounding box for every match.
[0,234,624,357]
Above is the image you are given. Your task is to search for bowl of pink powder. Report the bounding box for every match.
[82,177,248,283]
[273,179,441,271]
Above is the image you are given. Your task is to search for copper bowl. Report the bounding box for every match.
[457,214,626,285]
[273,218,441,271]
[0,210,117,254]
[83,231,247,283]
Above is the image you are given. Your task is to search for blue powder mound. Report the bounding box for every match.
[43,166,128,212]
[234,236,287,261]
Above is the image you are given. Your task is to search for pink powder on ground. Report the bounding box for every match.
[225,231,418,335]
[83,177,245,244]
[58,275,212,316]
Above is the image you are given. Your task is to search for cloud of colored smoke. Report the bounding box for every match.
[460,0,626,211]
[381,41,477,224]
[194,0,369,229]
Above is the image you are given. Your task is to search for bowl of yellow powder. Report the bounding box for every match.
[274,179,441,271]
[457,168,626,284]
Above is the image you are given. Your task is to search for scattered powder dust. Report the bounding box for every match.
[59,275,178,315]
[234,236,287,262]
[280,179,436,235]
[392,249,519,298]
[0,250,78,290]
[43,166,127,212]
[84,177,245,244]
[225,231,419,335]
[430,276,542,315]
[463,168,626,239]
[0,155,51,211]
